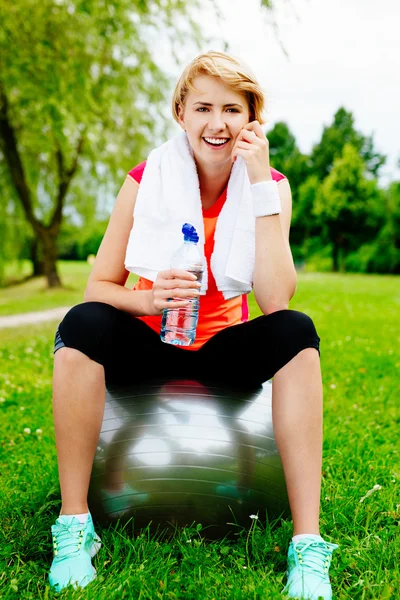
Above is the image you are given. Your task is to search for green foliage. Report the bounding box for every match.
[313,144,383,271]
[315,144,378,220]
[290,174,321,251]
[0,199,32,285]
[345,224,400,274]
[0,0,205,189]
[310,107,386,180]
[57,219,108,260]
[0,0,213,285]
[267,121,312,199]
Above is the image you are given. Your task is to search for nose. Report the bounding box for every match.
[208,111,226,132]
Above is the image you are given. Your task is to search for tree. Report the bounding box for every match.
[267,121,311,197]
[310,107,386,181]
[0,0,211,287]
[290,175,322,260]
[313,143,383,272]
[370,181,400,273]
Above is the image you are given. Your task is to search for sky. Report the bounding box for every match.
[160,0,400,186]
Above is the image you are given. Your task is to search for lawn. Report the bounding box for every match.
[0,269,399,599]
[0,261,139,316]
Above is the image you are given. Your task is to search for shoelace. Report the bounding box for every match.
[53,520,86,560]
[292,540,338,577]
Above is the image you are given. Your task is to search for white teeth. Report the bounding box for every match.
[204,137,229,145]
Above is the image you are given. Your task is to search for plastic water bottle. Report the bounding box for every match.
[160,223,205,346]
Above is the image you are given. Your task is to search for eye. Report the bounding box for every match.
[226,108,239,113]
[196,107,209,112]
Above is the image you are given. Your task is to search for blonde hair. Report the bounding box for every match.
[172,50,266,125]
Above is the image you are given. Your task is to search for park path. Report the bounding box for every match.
[0,306,71,329]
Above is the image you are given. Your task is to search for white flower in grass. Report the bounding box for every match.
[36,429,43,434]
[359,484,382,503]
[20,406,25,411]
[0,397,5,403]
[330,384,336,389]
[25,347,33,354]
[249,514,259,520]
[24,428,31,434]
[243,566,247,569]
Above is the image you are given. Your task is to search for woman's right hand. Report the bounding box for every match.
[151,269,202,314]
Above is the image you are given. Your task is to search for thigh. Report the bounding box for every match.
[197,309,321,387]
[55,301,193,385]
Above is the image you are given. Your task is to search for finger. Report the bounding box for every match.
[237,130,255,144]
[157,298,191,310]
[244,120,265,138]
[233,148,252,161]
[231,137,251,161]
[162,279,202,292]
[170,268,201,281]
[159,268,199,281]
[161,288,201,302]
[167,287,201,298]
[233,141,256,152]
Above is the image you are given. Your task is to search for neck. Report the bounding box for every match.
[195,160,232,209]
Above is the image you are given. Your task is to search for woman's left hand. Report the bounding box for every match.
[231,120,272,184]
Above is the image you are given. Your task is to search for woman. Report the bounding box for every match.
[49,50,339,598]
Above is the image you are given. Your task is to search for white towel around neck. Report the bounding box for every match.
[124,131,255,300]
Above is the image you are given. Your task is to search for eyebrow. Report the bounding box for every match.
[192,102,243,108]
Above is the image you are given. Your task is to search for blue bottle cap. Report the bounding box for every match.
[182,223,199,243]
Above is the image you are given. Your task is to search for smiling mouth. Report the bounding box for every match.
[203,137,230,148]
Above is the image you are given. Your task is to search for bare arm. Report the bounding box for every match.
[84,175,202,316]
[252,177,298,315]
[84,176,156,316]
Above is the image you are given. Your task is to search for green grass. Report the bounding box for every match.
[0,261,138,316]
[0,272,399,598]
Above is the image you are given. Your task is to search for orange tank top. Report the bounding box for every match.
[127,161,286,350]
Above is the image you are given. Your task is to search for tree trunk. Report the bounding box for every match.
[332,242,339,272]
[30,238,46,276]
[1,84,85,290]
[39,229,62,288]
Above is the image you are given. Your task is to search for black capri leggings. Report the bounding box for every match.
[54,302,320,388]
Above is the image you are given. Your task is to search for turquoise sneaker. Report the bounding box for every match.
[48,512,102,592]
[282,536,339,599]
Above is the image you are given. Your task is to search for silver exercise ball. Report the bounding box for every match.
[88,379,290,540]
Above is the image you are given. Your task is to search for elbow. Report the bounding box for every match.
[262,302,290,316]
[253,291,290,315]
[255,278,297,316]
[83,283,96,302]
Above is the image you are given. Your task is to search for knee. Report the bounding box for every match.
[289,310,319,341]
[290,311,320,350]
[58,301,118,345]
[266,309,320,348]
[54,345,91,367]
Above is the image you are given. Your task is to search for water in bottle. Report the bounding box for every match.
[160,223,205,346]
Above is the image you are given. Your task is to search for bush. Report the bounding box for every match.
[57,220,108,261]
[345,244,376,273]
[345,225,400,274]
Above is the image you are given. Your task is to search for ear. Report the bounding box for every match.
[177,104,186,130]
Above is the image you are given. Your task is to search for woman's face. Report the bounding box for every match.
[178,75,250,170]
